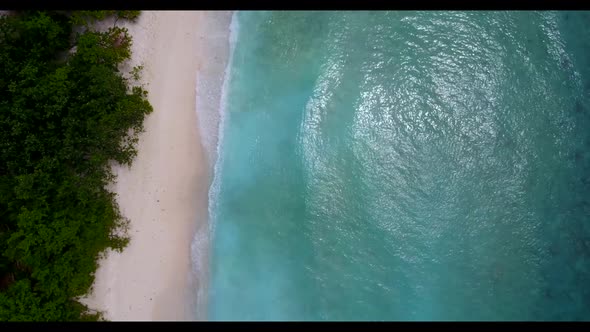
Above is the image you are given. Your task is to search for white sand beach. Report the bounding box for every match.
[80,11,231,321]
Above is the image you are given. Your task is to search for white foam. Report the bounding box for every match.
[207,10,240,239]
[190,10,239,320]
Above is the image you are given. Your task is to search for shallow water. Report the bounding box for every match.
[207,11,590,321]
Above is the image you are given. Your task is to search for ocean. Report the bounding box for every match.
[205,11,590,320]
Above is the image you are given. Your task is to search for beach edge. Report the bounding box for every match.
[80,11,231,321]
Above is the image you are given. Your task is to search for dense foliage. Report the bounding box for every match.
[0,10,152,321]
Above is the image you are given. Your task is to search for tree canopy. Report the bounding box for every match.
[0,10,151,321]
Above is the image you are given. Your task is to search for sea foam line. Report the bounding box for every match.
[207,10,239,239]
[190,11,240,320]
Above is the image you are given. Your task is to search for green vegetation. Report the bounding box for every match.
[70,10,141,27]
[0,10,152,321]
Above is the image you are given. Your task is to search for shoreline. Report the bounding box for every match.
[80,11,231,320]
[190,11,232,320]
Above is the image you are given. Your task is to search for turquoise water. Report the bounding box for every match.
[207,11,590,321]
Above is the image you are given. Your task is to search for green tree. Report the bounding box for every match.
[0,10,152,321]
